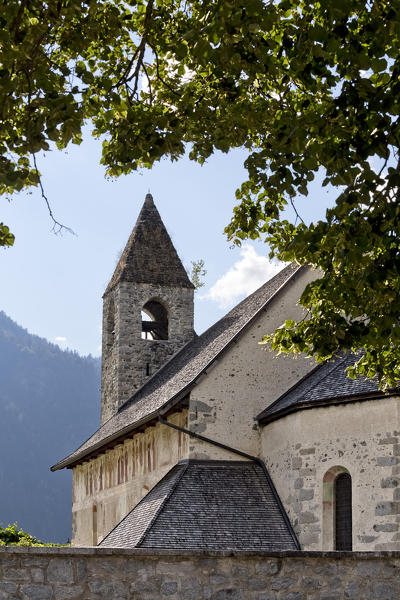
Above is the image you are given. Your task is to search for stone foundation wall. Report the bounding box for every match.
[1,547,400,600]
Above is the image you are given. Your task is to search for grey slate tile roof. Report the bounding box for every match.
[257,352,389,425]
[52,262,303,471]
[99,461,298,550]
[105,194,194,293]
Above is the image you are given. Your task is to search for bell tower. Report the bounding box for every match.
[101,193,195,424]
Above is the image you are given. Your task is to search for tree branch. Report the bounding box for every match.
[290,197,305,225]
[32,154,75,236]
[113,0,154,94]
[149,44,181,97]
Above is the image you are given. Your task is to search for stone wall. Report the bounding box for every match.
[72,411,188,547]
[1,547,400,600]
[261,396,400,551]
[101,282,194,424]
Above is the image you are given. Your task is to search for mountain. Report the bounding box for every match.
[0,311,100,543]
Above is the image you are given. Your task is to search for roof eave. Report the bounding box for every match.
[257,390,400,426]
[50,393,190,472]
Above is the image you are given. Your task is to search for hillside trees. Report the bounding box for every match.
[1,0,400,383]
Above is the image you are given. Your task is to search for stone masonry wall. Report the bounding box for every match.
[101,282,194,424]
[1,547,400,600]
[261,396,400,551]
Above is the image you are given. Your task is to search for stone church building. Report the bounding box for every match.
[52,194,400,552]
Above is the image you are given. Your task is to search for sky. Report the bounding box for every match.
[1,133,336,357]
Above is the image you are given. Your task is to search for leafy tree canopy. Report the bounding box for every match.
[2,0,400,383]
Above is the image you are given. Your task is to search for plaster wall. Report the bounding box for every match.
[261,397,400,551]
[188,267,316,460]
[72,411,188,547]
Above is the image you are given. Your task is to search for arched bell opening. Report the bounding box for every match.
[141,300,169,340]
[322,466,352,551]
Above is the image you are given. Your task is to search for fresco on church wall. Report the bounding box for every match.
[72,410,188,546]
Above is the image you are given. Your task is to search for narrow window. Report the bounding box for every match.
[146,363,150,376]
[323,466,352,550]
[92,504,97,546]
[106,298,115,349]
[335,472,352,550]
[141,300,168,340]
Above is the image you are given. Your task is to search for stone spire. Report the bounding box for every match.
[100,194,195,424]
[105,193,194,294]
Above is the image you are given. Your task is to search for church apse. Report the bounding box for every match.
[261,396,400,551]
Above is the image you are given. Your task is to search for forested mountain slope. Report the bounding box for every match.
[0,311,100,542]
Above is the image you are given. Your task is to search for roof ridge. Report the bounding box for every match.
[51,261,308,471]
[256,353,347,422]
[120,262,303,412]
[136,461,189,547]
[100,460,299,550]
[117,336,197,414]
[98,462,186,547]
[201,262,302,338]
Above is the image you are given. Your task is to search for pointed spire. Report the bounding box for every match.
[105,194,194,293]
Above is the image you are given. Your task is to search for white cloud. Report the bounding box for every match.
[54,336,67,346]
[204,245,284,309]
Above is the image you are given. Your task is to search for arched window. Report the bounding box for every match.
[141,300,168,340]
[335,472,352,551]
[323,466,352,551]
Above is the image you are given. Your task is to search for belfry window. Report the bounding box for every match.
[141,300,168,340]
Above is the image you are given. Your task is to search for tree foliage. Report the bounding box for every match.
[0,523,66,546]
[190,259,207,289]
[0,223,14,247]
[2,0,400,383]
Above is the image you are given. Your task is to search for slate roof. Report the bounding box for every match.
[105,194,194,293]
[99,461,299,550]
[51,262,304,471]
[257,351,392,425]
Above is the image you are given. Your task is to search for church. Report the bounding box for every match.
[52,194,400,552]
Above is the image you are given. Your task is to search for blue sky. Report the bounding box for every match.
[1,134,335,356]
